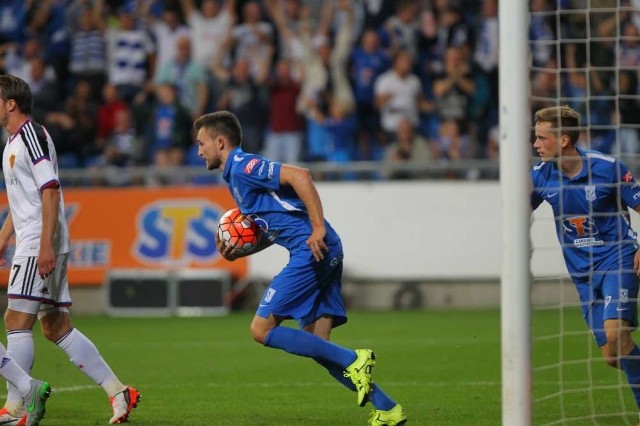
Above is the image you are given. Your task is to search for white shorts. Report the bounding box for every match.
[7,254,72,314]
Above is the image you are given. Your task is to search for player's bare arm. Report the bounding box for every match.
[215,230,273,261]
[279,164,328,262]
[0,211,14,265]
[39,187,60,278]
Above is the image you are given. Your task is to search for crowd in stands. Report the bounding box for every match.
[0,0,637,183]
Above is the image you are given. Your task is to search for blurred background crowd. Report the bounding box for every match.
[0,0,637,183]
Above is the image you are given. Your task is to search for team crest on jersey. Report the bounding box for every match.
[8,153,15,169]
[264,288,276,302]
[620,288,629,304]
[624,171,634,182]
[584,185,596,201]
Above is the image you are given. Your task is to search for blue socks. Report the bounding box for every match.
[265,326,397,411]
[313,358,396,411]
[621,345,640,408]
[264,326,356,367]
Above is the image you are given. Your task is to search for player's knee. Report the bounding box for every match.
[40,323,73,343]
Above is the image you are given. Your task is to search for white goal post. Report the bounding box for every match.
[500,0,532,425]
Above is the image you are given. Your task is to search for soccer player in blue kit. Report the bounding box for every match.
[194,111,406,426]
[531,106,640,424]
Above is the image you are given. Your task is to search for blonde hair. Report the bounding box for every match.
[534,106,581,145]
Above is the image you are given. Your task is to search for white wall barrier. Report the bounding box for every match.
[248,181,576,281]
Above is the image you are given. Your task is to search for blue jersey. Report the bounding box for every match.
[531,147,640,277]
[222,148,340,252]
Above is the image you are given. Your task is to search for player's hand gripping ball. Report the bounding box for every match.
[217,208,261,255]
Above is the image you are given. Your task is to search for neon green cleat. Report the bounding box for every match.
[368,404,407,426]
[344,349,376,407]
[24,380,51,426]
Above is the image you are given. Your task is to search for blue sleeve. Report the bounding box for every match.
[530,171,543,211]
[618,161,640,209]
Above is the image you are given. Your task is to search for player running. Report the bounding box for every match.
[194,110,407,426]
[0,75,140,425]
[531,105,640,425]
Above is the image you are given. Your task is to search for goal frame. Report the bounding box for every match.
[499,0,532,425]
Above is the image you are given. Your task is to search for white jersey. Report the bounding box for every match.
[2,120,70,257]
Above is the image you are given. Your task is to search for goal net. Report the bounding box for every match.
[529,1,640,424]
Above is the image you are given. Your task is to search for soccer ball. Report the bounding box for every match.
[217,208,261,255]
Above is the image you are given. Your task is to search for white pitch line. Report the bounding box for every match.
[0,379,617,398]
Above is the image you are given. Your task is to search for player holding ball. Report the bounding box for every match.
[194,111,406,426]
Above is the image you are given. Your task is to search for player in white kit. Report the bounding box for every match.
[0,74,140,425]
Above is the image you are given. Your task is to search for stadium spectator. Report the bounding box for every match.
[68,6,107,101]
[1,39,51,87]
[155,35,209,120]
[432,118,474,160]
[617,70,640,153]
[43,80,99,167]
[0,1,29,45]
[382,117,434,180]
[297,2,356,161]
[225,1,274,79]
[264,0,309,62]
[361,0,396,30]
[88,108,141,186]
[29,57,59,125]
[374,50,431,142]
[378,0,421,58]
[96,83,129,145]
[29,0,72,99]
[94,0,156,103]
[529,0,555,67]
[432,46,475,133]
[213,51,270,156]
[350,27,391,160]
[619,21,640,68]
[133,83,192,177]
[472,0,499,125]
[179,0,236,71]
[144,4,191,80]
[419,0,474,76]
[307,97,358,176]
[263,59,305,163]
[530,58,559,113]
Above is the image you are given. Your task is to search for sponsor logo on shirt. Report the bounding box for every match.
[257,160,266,175]
[562,216,604,247]
[244,158,259,174]
[267,162,275,179]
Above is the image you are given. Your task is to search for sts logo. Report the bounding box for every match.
[562,216,604,248]
[133,200,224,265]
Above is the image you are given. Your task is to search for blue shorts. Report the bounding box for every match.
[575,267,639,347]
[256,239,347,329]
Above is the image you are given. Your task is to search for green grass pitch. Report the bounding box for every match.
[9,309,639,425]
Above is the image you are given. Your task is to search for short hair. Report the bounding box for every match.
[534,105,581,145]
[193,111,243,147]
[0,75,32,115]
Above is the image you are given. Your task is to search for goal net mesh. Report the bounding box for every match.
[529,1,640,424]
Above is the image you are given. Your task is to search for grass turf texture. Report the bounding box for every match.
[7,309,638,425]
